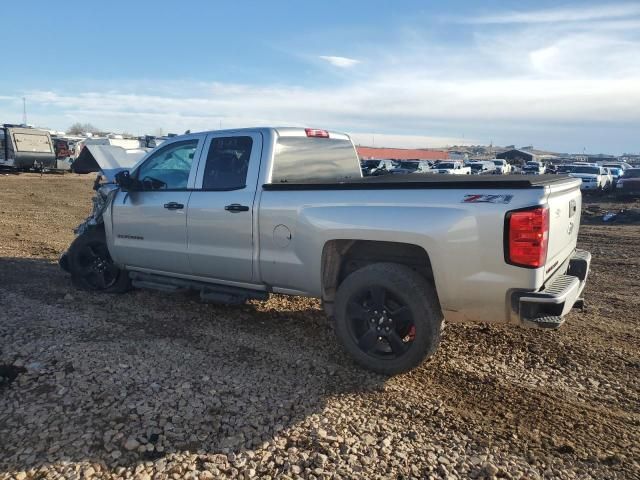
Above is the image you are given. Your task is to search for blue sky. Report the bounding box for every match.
[1,1,639,154]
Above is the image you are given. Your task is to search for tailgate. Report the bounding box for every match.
[545,178,582,280]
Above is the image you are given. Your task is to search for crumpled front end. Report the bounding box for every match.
[59,176,119,272]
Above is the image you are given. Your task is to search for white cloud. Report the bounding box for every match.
[318,55,360,68]
[1,3,639,153]
[469,3,640,24]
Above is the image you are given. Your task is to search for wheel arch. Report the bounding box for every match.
[321,239,439,316]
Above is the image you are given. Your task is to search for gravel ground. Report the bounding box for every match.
[0,173,638,480]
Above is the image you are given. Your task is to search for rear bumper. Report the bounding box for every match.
[513,249,591,328]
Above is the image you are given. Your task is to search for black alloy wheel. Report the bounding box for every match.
[334,262,443,375]
[346,286,416,359]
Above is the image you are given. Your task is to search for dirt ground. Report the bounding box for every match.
[0,173,638,479]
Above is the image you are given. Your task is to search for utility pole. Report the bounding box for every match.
[22,97,27,125]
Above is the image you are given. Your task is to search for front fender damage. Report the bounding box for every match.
[59,176,119,272]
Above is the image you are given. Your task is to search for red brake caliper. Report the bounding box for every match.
[406,325,416,342]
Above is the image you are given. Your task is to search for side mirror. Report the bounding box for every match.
[115,170,135,190]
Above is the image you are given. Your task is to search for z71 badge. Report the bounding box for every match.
[462,194,514,204]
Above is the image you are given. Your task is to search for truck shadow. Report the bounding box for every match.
[0,257,385,474]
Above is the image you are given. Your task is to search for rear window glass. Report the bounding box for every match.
[624,169,640,178]
[271,136,360,183]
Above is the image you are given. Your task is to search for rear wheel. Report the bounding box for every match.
[334,263,443,375]
[67,228,131,293]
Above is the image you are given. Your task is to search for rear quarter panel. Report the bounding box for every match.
[258,187,549,323]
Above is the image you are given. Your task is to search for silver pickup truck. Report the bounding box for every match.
[61,127,591,374]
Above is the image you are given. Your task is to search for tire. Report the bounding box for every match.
[334,263,443,375]
[67,228,131,293]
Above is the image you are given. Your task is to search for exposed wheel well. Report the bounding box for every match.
[321,240,437,316]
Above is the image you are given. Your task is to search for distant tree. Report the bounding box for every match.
[67,122,102,135]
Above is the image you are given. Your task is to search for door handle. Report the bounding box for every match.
[225,204,250,213]
[163,202,184,210]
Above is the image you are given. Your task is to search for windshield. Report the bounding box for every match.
[557,165,574,173]
[572,166,600,174]
[437,163,456,169]
[470,164,484,171]
[623,169,640,178]
[492,160,504,165]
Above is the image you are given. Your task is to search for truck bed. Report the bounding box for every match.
[263,174,577,190]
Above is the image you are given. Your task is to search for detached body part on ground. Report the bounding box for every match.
[60,127,591,375]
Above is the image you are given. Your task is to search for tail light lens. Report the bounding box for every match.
[505,206,549,268]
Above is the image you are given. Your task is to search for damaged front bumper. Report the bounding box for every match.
[58,179,119,273]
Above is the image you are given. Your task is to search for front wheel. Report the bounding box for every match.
[334,263,443,375]
[66,228,131,293]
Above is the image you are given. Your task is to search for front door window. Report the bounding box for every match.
[136,139,198,190]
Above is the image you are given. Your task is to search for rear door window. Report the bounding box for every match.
[201,136,253,190]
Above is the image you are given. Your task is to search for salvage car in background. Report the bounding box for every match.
[603,162,632,172]
[616,168,640,197]
[468,161,496,175]
[387,160,421,175]
[608,167,623,185]
[60,127,591,375]
[491,159,512,174]
[428,161,471,175]
[569,165,611,193]
[522,161,546,175]
[556,165,575,174]
[361,159,381,176]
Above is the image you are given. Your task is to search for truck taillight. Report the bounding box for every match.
[305,128,330,138]
[505,206,549,268]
